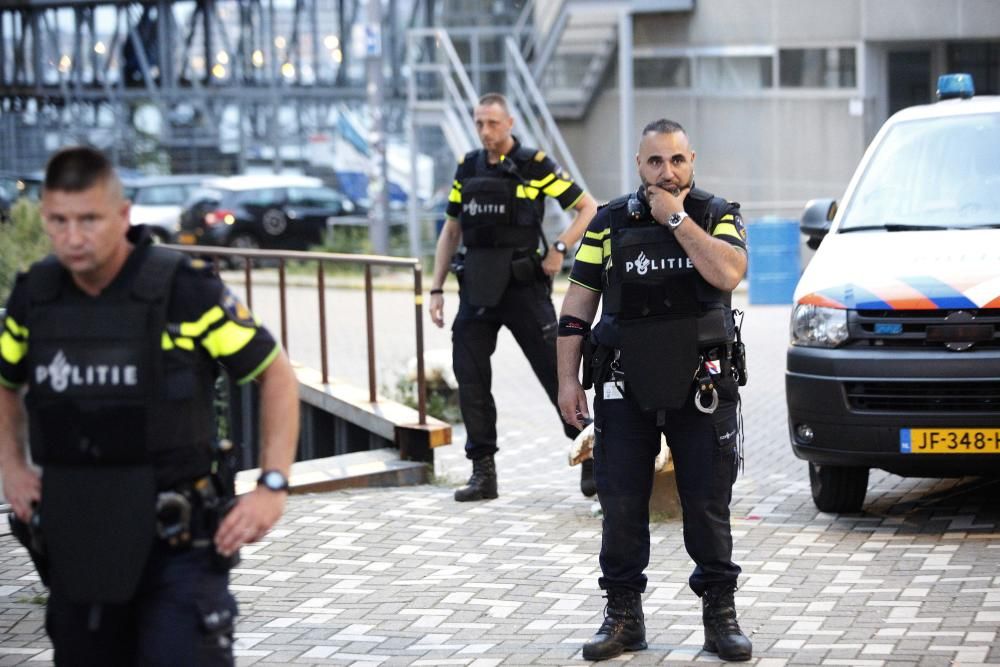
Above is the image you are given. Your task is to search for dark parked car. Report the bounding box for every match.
[123,174,217,242]
[176,175,357,251]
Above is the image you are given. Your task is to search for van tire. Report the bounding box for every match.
[809,463,868,513]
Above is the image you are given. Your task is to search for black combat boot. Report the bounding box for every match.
[454,456,498,502]
[702,585,752,661]
[580,458,597,497]
[582,589,647,661]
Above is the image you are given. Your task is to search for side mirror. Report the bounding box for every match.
[800,198,837,249]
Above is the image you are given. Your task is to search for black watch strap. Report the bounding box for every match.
[553,240,568,254]
[258,470,290,492]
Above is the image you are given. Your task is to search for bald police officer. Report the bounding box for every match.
[557,119,752,662]
[429,93,598,501]
[0,146,299,665]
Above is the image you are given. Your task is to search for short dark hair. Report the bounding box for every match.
[477,92,510,113]
[641,119,687,138]
[44,145,120,196]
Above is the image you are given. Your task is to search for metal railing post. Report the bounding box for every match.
[317,261,329,385]
[413,264,426,424]
[364,264,377,404]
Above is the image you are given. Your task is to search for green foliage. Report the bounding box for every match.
[0,200,49,302]
[384,371,462,425]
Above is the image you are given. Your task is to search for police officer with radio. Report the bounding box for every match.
[0,146,300,666]
[556,119,752,662]
[429,93,598,502]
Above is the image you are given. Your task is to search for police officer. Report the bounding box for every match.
[429,93,598,501]
[0,146,299,666]
[556,119,752,662]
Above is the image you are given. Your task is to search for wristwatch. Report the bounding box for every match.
[552,239,568,254]
[666,211,689,229]
[257,470,290,492]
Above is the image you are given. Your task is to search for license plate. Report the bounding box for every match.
[900,428,1000,453]
[177,232,197,245]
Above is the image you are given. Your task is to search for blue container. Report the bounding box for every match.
[747,217,800,305]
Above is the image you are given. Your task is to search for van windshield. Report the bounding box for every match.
[839,112,1000,231]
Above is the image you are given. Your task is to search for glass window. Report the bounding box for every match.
[839,113,1000,230]
[779,48,856,88]
[287,186,344,208]
[236,188,283,207]
[135,185,188,206]
[634,57,690,89]
[947,42,1000,95]
[695,56,773,90]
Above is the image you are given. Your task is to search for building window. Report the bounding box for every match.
[634,57,690,88]
[695,56,773,90]
[779,48,856,88]
[947,42,1000,95]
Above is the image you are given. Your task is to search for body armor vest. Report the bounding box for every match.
[458,147,546,307]
[598,187,737,412]
[23,247,216,604]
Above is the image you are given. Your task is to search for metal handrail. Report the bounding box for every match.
[163,244,428,424]
[503,35,589,194]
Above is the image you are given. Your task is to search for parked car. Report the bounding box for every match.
[786,74,1000,513]
[123,174,217,242]
[0,171,41,222]
[176,174,357,251]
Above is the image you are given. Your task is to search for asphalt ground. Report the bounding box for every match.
[1,282,998,666]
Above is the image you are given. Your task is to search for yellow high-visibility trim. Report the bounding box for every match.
[603,239,611,256]
[720,214,734,222]
[574,245,603,264]
[585,229,610,240]
[448,187,461,204]
[529,174,555,188]
[179,306,225,338]
[0,374,19,390]
[0,331,27,365]
[543,179,572,198]
[237,343,280,385]
[202,320,256,359]
[162,333,196,351]
[568,276,601,293]
[4,317,28,338]
[162,333,174,350]
[516,185,540,200]
[713,223,741,239]
[565,191,585,211]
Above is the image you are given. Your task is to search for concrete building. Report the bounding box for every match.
[553,0,1000,218]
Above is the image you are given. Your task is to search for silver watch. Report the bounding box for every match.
[667,211,689,229]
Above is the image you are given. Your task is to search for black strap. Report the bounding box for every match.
[26,256,65,304]
[131,247,184,302]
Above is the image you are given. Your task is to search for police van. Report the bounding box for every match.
[787,74,1000,513]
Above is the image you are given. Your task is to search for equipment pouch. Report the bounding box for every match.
[510,254,538,285]
[8,511,49,586]
[618,317,699,412]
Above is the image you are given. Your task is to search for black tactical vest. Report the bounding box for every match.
[458,147,546,307]
[598,187,737,412]
[23,246,216,604]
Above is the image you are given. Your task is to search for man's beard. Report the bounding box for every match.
[641,172,694,197]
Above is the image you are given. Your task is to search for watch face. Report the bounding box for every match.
[554,240,567,253]
[260,470,288,491]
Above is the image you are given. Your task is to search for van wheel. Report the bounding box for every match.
[809,463,868,513]
[227,233,259,268]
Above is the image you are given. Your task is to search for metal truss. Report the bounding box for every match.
[0,0,425,171]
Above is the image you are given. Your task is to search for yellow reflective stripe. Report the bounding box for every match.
[0,331,28,365]
[5,317,28,338]
[574,244,603,265]
[603,239,611,257]
[237,343,280,385]
[713,223,741,239]
[720,214,734,222]
[529,174,555,188]
[162,332,196,351]
[448,185,461,204]
[179,306,225,338]
[202,320,256,359]
[516,185,540,200]
[542,179,572,198]
[565,191,585,211]
[585,229,610,240]
[568,277,601,293]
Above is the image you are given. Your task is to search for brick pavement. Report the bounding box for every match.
[1,294,999,666]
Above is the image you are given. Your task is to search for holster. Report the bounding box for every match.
[8,512,49,586]
[582,339,614,391]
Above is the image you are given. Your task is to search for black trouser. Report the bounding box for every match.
[593,375,742,596]
[46,544,237,666]
[452,279,580,460]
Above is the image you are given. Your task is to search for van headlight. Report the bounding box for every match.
[790,305,849,347]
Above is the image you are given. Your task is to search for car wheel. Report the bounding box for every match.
[227,233,260,268]
[809,462,868,513]
[261,208,287,236]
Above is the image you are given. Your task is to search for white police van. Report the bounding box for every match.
[787,74,1000,512]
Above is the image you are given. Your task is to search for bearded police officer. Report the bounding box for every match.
[556,119,752,662]
[0,146,299,665]
[429,93,598,501]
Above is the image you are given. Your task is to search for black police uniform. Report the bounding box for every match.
[446,138,586,462]
[570,186,748,596]
[0,225,280,666]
